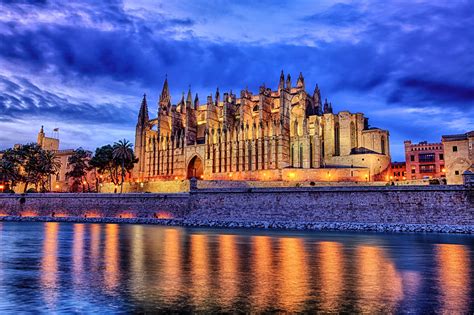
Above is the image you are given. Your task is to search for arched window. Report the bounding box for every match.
[334,122,340,156]
[299,144,303,168]
[248,143,252,170]
[212,147,216,173]
[381,136,386,155]
[350,121,356,148]
[291,144,295,167]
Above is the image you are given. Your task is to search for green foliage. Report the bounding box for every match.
[66,148,92,192]
[90,140,138,193]
[0,143,60,192]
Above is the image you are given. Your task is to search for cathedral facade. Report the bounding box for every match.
[134,72,391,182]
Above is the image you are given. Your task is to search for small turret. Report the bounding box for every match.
[159,76,171,112]
[296,72,304,89]
[323,98,330,114]
[194,93,199,109]
[286,74,291,90]
[215,87,220,106]
[278,70,285,91]
[37,125,45,146]
[137,94,149,127]
[186,86,192,109]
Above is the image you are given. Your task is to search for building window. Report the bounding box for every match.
[299,144,303,168]
[419,153,435,162]
[248,143,252,170]
[291,144,295,167]
[381,136,386,155]
[350,121,356,148]
[439,153,444,160]
[411,166,416,174]
[410,155,415,162]
[455,170,459,175]
[334,122,340,156]
[453,146,458,152]
[420,164,435,173]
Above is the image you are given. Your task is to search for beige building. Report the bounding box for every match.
[134,72,391,182]
[37,126,95,191]
[442,131,474,184]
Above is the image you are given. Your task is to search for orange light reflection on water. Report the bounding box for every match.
[72,224,85,289]
[356,245,403,313]
[218,234,238,308]
[436,244,471,313]
[250,236,274,310]
[40,222,59,308]
[277,237,309,312]
[318,241,344,311]
[190,234,209,307]
[161,228,182,300]
[104,224,120,294]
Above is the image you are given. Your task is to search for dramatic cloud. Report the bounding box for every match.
[0,0,473,160]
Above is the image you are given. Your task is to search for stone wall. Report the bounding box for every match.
[0,186,472,231]
[188,186,473,226]
[0,193,189,218]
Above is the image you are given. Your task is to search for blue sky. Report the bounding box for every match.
[0,0,473,161]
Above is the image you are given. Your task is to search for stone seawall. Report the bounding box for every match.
[0,193,189,219]
[0,186,473,233]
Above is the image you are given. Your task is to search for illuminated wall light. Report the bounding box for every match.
[155,212,173,219]
[289,172,296,179]
[228,173,233,178]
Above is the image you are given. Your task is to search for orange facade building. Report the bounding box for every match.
[404,140,445,180]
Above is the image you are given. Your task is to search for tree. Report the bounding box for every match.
[112,139,135,194]
[37,149,61,192]
[0,148,22,190]
[90,145,120,193]
[66,148,92,192]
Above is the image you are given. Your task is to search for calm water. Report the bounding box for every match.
[0,222,473,313]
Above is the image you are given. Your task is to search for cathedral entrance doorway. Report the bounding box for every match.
[187,155,203,179]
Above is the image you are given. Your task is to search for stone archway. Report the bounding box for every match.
[187,155,203,179]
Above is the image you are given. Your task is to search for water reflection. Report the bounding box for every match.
[251,236,274,310]
[356,246,403,313]
[72,224,85,289]
[436,244,471,313]
[277,237,309,312]
[161,228,183,302]
[104,224,120,294]
[41,222,59,308]
[190,234,210,308]
[218,234,238,308]
[318,241,344,311]
[0,223,472,313]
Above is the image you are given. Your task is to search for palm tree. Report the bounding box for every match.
[112,139,133,193]
[38,149,61,192]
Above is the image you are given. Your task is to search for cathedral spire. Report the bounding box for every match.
[279,70,285,91]
[286,74,291,90]
[215,87,220,106]
[296,72,304,88]
[194,93,199,109]
[323,98,329,114]
[313,84,321,103]
[159,76,171,111]
[137,93,149,127]
[186,86,192,105]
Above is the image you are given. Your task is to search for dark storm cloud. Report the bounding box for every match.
[0,75,135,125]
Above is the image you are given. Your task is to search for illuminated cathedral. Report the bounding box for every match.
[134,72,390,182]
